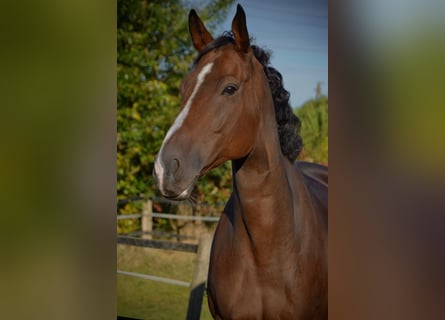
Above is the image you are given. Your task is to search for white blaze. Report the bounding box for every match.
[154,62,214,191]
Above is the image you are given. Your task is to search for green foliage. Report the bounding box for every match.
[295,95,328,164]
[117,0,235,230]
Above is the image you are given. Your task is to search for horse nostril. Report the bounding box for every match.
[172,158,180,178]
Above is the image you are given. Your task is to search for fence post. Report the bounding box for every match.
[186,233,212,320]
[142,200,152,239]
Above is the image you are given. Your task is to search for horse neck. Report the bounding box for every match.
[230,94,306,253]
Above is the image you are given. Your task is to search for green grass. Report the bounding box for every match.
[117,244,213,320]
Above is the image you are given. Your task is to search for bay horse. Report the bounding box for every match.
[153,4,328,319]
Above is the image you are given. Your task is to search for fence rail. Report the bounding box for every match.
[117,212,220,222]
[117,270,190,287]
[117,235,198,253]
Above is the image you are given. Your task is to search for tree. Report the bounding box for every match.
[295,84,328,164]
[117,0,234,232]
[315,81,323,100]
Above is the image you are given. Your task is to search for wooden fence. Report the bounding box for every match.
[117,199,219,320]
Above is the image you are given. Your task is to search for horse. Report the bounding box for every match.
[153,4,328,319]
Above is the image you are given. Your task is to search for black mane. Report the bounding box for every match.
[195,35,303,161]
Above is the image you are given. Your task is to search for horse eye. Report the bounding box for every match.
[221,85,238,96]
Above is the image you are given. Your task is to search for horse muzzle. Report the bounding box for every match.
[153,155,197,200]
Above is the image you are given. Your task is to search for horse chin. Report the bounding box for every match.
[162,178,196,201]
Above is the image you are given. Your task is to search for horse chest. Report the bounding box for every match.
[208,259,300,319]
[208,210,327,319]
[208,219,309,318]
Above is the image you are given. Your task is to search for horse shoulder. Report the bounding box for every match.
[295,161,328,187]
[294,160,328,229]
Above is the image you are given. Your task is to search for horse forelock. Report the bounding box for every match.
[192,34,303,161]
[193,34,235,66]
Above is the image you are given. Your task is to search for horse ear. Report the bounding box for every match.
[231,4,250,53]
[189,9,213,52]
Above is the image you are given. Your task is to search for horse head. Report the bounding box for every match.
[153,5,271,200]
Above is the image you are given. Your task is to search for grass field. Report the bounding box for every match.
[117,244,213,320]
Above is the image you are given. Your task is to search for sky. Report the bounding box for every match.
[214,0,328,107]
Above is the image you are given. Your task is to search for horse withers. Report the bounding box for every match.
[153,5,328,319]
